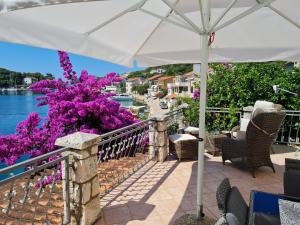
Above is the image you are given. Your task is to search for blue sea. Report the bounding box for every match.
[0,91,140,135]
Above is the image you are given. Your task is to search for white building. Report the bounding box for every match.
[23,77,37,85]
[167,72,195,97]
[147,85,159,97]
[150,68,166,75]
[125,78,143,93]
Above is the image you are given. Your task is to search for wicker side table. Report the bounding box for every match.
[169,134,198,161]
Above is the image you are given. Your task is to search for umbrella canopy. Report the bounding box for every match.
[1,0,300,221]
[0,0,300,67]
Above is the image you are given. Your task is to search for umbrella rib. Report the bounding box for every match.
[213,0,275,32]
[133,0,182,59]
[268,5,300,30]
[161,0,203,34]
[208,0,238,33]
[139,9,199,34]
[85,0,147,36]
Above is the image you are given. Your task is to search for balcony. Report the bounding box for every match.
[0,107,299,225]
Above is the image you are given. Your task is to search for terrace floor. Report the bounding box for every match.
[95,145,298,225]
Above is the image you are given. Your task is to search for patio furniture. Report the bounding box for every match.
[216,178,300,225]
[284,158,300,198]
[169,133,198,161]
[183,126,227,156]
[222,108,286,177]
[231,101,283,139]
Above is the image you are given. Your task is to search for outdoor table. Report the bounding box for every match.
[183,126,228,156]
[169,133,198,161]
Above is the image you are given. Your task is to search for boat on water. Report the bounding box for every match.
[0,87,19,92]
[111,93,133,101]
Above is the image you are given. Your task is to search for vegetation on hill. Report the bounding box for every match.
[128,64,193,78]
[0,68,54,87]
[176,62,300,131]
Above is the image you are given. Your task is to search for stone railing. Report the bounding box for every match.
[0,108,186,225]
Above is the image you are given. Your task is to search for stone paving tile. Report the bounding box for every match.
[95,151,296,225]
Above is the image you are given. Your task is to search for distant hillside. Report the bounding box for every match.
[0,68,54,88]
[128,64,193,79]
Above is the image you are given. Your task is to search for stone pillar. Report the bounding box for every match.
[55,132,102,225]
[149,115,169,162]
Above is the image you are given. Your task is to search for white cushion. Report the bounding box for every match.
[184,126,199,135]
[279,199,300,225]
[253,101,282,112]
[254,100,275,109]
[240,118,250,131]
[169,134,197,143]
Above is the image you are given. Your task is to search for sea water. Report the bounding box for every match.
[0,91,142,135]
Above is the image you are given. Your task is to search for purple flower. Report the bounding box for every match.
[192,89,200,100]
[1,51,137,166]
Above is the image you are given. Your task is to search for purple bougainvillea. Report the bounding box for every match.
[192,89,200,100]
[0,51,136,165]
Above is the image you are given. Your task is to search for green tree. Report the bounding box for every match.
[132,84,150,95]
[177,62,300,131]
[208,62,300,110]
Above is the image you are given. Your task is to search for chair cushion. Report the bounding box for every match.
[226,213,240,225]
[279,199,300,225]
[215,214,240,225]
[169,133,197,143]
[215,216,228,225]
[216,178,231,213]
[253,213,280,225]
[226,187,248,225]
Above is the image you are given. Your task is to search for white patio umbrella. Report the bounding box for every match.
[1,0,300,220]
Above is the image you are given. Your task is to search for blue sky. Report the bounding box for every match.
[0,41,143,78]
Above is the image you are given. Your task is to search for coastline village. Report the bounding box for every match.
[106,64,202,114]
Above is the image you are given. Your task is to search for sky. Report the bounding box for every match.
[0,41,143,78]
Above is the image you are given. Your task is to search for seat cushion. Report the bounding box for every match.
[226,187,248,225]
[253,213,280,225]
[169,133,197,143]
[279,199,300,225]
[215,214,240,225]
[216,178,231,213]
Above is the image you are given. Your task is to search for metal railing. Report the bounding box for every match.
[278,110,300,144]
[166,108,184,135]
[205,107,300,144]
[0,147,70,225]
[97,119,154,197]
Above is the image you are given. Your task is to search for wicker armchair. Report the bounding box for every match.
[222,108,286,178]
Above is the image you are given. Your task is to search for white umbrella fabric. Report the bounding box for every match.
[1,0,300,220]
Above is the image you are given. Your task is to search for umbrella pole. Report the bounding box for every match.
[196,33,209,220]
[197,0,210,220]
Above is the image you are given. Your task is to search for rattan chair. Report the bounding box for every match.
[222,108,286,178]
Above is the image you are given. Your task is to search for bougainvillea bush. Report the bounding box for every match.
[0,51,136,165]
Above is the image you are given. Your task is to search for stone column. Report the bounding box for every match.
[149,115,169,162]
[55,132,102,225]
